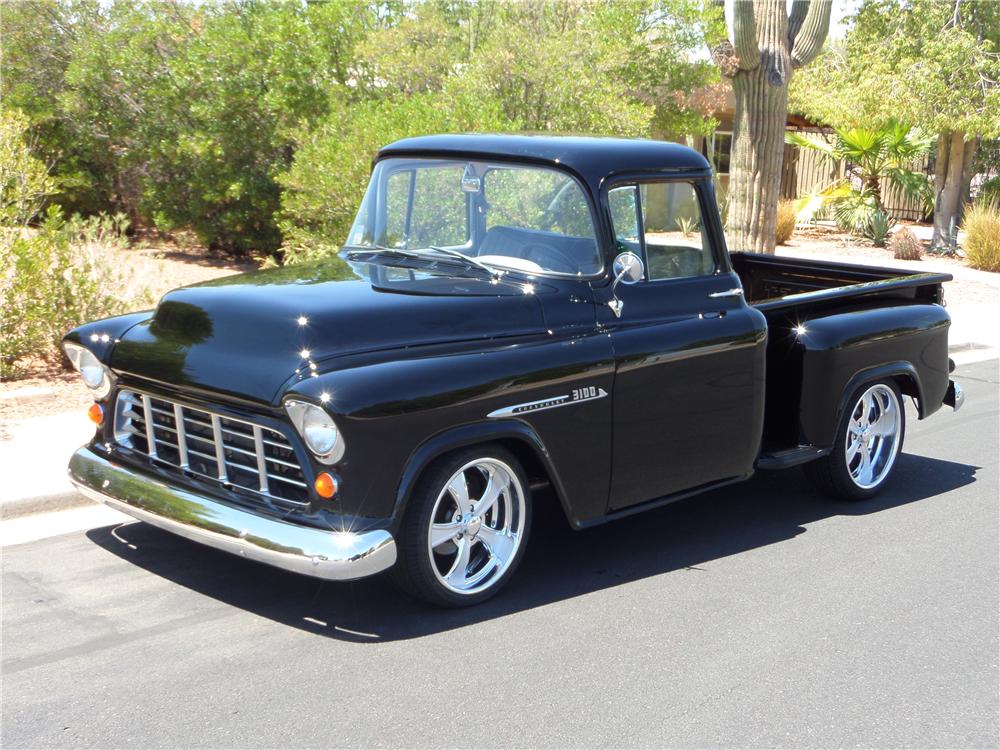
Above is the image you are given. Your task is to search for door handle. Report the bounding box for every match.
[707,288,744,299]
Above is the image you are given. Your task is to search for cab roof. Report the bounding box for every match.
[378,134,712,186]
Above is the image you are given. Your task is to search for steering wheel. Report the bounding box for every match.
[519,242,579,274]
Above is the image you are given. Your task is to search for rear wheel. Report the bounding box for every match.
[391,446,531,607]
[805,380,905,501]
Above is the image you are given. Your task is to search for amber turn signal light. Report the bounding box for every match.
[314,472,337,499]
[87,403,104,425]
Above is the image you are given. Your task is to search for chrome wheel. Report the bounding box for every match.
[844,383,902,489]
[427,458,526,595]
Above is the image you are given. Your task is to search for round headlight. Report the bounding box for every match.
[64,342,112,398]
[285,399,344,464]
[303,407,338,455]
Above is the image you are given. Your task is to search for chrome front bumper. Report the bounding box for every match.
[68,446,396,581]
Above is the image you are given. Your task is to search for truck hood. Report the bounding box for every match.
[110,260,549,404]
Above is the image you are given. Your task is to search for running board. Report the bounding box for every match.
[756,446,830,470]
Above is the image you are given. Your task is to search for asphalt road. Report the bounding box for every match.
[3,360,998,749]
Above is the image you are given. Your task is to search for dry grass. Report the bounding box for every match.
[963,203,1000,272]
[776,200,796,245]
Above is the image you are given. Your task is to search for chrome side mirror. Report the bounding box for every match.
[608,251,644,318]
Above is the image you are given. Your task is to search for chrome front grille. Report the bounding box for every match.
[114,389,309,506]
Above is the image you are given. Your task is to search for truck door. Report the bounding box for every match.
[600,179,767,511]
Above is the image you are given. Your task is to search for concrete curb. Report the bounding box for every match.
[1,489,94,520]
[951,347,1000,367]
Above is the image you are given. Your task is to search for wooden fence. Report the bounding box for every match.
[780,138,931,222]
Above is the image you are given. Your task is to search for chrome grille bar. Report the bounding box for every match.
[114,389,308,507]
[142,395,158,459]
[253,425,269,494]
[210,414,228,482]
[173,403,189,468]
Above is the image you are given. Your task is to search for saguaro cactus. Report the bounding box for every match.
[711,0,832,253]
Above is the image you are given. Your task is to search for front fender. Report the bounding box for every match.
[63,312,152,365]
[282,331,615,525]
[391,420,574,529]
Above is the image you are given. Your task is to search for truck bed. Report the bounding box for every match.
[731,252,953,465]
[730,252,951,313]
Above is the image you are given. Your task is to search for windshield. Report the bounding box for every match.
[346,158,602,277]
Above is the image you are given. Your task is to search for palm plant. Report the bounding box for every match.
[786,122,934,227]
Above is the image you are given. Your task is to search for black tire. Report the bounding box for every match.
[804,379,906,501]
[391,445,532,607]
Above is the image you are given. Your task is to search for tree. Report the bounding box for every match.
[277,92,510,266]
[790,0,1000,251]
[2,0,377,252]
[278,0,722,263]
[0,109,57,226]
[708,0,832,253]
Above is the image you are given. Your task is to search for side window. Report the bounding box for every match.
[608,185,640,254]
[608,182,715,281]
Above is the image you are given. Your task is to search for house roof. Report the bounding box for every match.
[378,134,711,185]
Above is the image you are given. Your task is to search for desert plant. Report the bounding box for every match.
[962,202,1000,272]
[675,216,698,238]
[864,210,896,246]
[889,226,923,260]
[776,200,796,244]
[834,189,881,234]
[708,0,832,253]
[713,179,730,228]
[792,182,853,224]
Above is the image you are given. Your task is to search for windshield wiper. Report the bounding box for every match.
[423,246,502,278]
[344,244,423,261]
[345,244,503,280]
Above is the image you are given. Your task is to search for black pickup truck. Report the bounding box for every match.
[66,134,964,606]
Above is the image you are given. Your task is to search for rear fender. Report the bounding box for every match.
[796,304,950,448]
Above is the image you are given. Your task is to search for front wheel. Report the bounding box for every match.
[804,380,905,501]
[391,446,532,607]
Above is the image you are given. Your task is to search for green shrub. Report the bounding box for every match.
[1,108,56,225]
[978,176,1000,207]
[776,200,796,244]
[0,207,151,379]
[962,203,1000,272]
